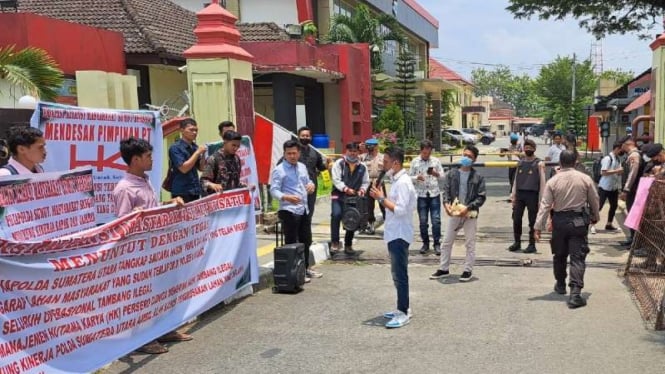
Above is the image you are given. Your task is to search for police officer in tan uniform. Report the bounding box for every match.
[534,150,600,309]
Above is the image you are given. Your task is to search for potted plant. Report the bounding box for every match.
[301,21,317,44]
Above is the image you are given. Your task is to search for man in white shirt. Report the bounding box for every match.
[593,141,624,232]
[409,140,444,255]
[370,146,416,329]
[545,133,566,163]
[0,127,46,176]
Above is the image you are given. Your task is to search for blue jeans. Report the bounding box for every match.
[388,239,410,314]
[331,198,355,246]
[417,196,441,246]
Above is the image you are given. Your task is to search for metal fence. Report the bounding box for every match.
[624,176,665,330]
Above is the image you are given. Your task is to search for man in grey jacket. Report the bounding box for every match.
[430,145,486,282]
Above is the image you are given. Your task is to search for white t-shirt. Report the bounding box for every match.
[546,144,566,163]
[598,153,621,192]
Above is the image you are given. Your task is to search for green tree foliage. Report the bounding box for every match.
[506,0,665,39]
[0,46,64,102]
[441,89,458,128]
[326,4,404,72]
[471,66,541,117]
[374,103,404,136]
[535,56,596,132]
[393,48,417,134]
[599,69,636,87]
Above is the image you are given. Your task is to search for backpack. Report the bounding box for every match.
[1,164,19,175]
[621,149,645,188]
[592,157,603,184]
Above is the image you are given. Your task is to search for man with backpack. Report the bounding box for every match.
[590,142,624,234]
[619,136,645,247]
[0,127,46,176]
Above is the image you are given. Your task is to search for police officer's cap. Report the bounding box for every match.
[365,138,379,146]
[642,143,663,158]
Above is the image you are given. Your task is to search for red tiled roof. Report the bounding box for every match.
[428,58,472,85]
[404,0,439,28]
[17,1,289,58]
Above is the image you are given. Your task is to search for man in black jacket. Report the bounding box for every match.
[430,145,486,282]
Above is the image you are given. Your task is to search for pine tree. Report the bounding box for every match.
[393,48,416,136]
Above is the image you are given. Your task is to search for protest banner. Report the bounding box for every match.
[624,176,654,230]
[0,190,258,373]
[0,168,96,241]
[206,136,261,212]
[31,102,163,224]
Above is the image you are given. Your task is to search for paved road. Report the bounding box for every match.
[105,136,665,373]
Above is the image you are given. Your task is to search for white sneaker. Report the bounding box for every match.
[385,311,410,328]
[383,308,413,319]
[590,226,597,234]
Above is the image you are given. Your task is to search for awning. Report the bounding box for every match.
[624,90,651,113]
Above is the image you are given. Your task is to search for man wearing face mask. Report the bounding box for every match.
[360,138,385,234]
[330,143,370,254]
[294,127,328,218]
[430,145,486,282]
[508,139,546,254]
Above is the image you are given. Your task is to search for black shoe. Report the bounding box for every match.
[567,294,587,309]
[522,243,537,254]
[433,243,441,256]
[508,242,522,252]
[429,269,449,279]
[605,224,618,231]
[554,281,566,295]
[459,271,473,282]
[419,245,430,254]
[343,246,356,255]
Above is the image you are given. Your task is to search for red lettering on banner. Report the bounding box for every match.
[30,294,61,306]
[0,297,27,314]
[60,281,111,303]
[85,112,117,122]
[98,263,118,278]
[50,200,80,215]
[0,330,50,356]
[149,248,171,263]
[47,321,82,340]
[80,313,104,329]
[70,144,127,172]
[0,280,49,292]
[150,227,189,247]
[55,338,78,357]
[44,122,95,142]
[121,297,151,316]
[75,326,115,348]
[110,274,130,288]
[2,313,42,335]
[118,255,148,271]
[43,301,95,323]
[51,270,97,288]
[0,361,20,374]
[19,347,54,371]
[132,270,152,284]
[97,290,131,309]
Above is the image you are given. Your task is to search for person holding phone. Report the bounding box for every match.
[409,140,444,255]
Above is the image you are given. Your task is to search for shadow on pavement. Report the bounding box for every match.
[361,315,388,328]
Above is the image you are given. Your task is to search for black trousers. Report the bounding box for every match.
[551,212,590,291]
[307,188,317,219]
[278,210,313,269]
[172,194,200,203]
[598,187,618,224]
[513,190,539,244]
[366,183,386,223]
[626,188,638,240]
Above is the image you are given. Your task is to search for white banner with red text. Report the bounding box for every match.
[0,190,258,374]
[31,102,163,224]
[0,167,96,241]
[206,136,261,212]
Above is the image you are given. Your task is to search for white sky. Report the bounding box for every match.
[417,0,655,80]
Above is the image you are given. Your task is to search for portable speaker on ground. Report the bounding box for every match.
[273,243,306,293]
[342,196,369,231]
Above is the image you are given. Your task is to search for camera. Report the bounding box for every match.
[427,167,434,175]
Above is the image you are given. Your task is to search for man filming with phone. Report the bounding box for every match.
[409,140,444,255]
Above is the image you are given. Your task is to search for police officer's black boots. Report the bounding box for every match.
[507,242,521,252]
[523,243,537,254]
[567,288,587,309]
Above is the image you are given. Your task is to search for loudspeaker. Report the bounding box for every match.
[273,243,306,293]
[342,196,368,231]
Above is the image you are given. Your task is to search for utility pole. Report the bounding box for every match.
[568,53,577,134]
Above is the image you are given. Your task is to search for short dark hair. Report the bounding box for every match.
[222,130,242,142]
[619,135,634,145]
[283,139,300,151]
[8,126,43,155]
[384,146,405,164]
[612,141,623,150]
[297,126,311,136]
[218,121,235,133]
[523,139,536,149]
[346,142,359,151]
[120,137,153,165]
[565,134,576,145]
[464,145,479,160]
[420,140,433,150]
[180,118,197,129]
[559,149,577,168]
[553,133,562,139]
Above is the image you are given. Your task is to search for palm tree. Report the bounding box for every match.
[0,45,64,102]
[326,4,404,73]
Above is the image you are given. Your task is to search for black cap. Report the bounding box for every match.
[643,143,663,158]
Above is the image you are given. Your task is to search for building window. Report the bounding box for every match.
[333,0,353,17]
[204,0,225,7]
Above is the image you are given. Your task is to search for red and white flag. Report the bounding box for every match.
[253,114,295,183]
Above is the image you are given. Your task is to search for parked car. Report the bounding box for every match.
[529,125,546,137]
[462,128,495,145]
[444,129,476,145]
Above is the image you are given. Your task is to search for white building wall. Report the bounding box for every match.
[239,0,298,25]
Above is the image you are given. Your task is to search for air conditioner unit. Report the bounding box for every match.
[414,70,425,79]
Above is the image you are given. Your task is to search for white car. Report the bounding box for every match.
[444,129,476,145]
